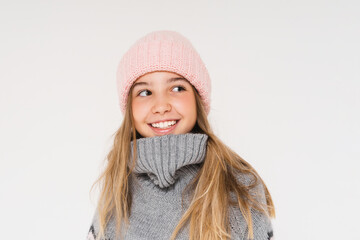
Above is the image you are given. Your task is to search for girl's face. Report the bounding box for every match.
[131,71,197,138]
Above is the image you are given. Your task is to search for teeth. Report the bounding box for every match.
[151,120,177,129]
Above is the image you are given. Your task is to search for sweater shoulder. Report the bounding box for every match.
[233,170,267,206]
[229,205,274,240]
[229,171,274,240]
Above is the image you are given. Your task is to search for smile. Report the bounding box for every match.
[148,120,180,134]
[150,120,177,129]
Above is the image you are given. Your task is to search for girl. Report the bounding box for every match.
[87,30,275,240]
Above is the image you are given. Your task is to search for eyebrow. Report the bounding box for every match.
[132,77,187,90]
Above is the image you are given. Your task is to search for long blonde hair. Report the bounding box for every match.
[90,85,275,240]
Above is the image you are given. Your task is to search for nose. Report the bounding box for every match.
[151,95,171,115]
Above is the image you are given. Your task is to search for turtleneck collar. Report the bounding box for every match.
[130,133,208,188]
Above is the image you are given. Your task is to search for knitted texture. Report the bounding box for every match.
[87,133,274,240]
[130,133,208,188]
[116,30,212,115]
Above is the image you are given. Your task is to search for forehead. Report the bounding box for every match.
[132,71,191,88]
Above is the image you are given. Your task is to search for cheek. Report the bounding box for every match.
[132,101,147,122]
[174,94,197,119]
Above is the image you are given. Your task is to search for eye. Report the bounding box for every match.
[138,89,152,97]
[172,86,186,92]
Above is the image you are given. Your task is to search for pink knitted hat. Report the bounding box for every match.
[116,30,211,115]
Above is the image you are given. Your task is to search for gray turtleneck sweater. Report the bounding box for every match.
[87,133,273,240]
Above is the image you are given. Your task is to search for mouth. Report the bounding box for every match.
[147,120,180,135]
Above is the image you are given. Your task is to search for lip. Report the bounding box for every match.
[148,120,180,135]
[148,119,179,124]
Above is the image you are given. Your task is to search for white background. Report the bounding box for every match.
[1,0,359,239]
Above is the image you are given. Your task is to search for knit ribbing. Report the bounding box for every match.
[130,133,208,188]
